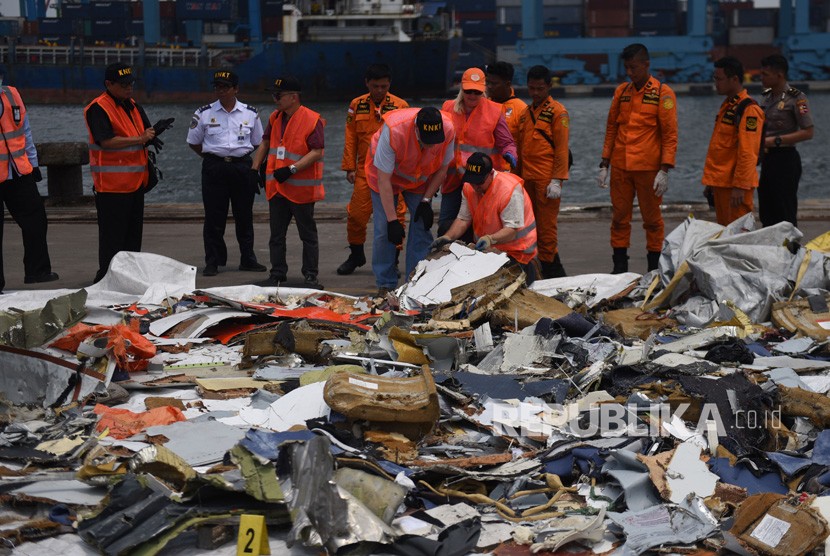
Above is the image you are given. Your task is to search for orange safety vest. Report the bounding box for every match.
[0,86,33,182]
[265,105,325,203]
[365,107,455,195]
[84,92,149,193]
[463,171,537,264]
[441,97,506,194]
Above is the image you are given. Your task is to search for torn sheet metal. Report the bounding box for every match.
[0,345,108,408]
[334,468,407,524]
[603,450,661,512]
[398,243,509,309]
[608,496,718,555]
[10,479,107,506]
[222,381,329,431]
[664,443,718,503]
[142,419,247,466]
[531,272,641,308]
[0,290,86,349]
[85,251,197,306]
[148,307,252,338]
[530,507,606,552]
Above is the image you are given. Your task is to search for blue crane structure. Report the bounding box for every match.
[515,0,830,84]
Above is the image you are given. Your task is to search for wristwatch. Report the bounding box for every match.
[774,136,782,148]
[289,164,297,174]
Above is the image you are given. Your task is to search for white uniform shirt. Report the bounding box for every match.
[186,99,263,158]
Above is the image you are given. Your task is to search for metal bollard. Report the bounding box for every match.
[35,142,89,205]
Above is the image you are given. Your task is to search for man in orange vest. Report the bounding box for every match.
[485,61,526,143]
[702,57,765,226]
[599,43,678,274]
[438,67,517,236]
[517,65,569,279]
[338,63,408,276]
[431,152,539,284]
[366,107,455,294]
[251,76,325,290]
[0,70,57,292]
[84,62,156,283]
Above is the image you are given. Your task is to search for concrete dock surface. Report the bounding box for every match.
[3,200,829,297]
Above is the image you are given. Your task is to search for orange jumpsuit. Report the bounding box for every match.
[517,96,569,263]
[602,76,677,253]
[340,92,408,245]
[497,87,527,144]
[701,90,765,226]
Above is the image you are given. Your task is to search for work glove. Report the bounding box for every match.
[430,235,452,252]
[653,170,669,197]
[387,220,405,246]
[503,152,517,170]
[248,168,262,194]
[31,167,42,182]
[597,166,609,189]
[414,200,434,230]
[148,137,164,152]
[272,166,293,183]
[546,179,562,200]
[475,235,494,251]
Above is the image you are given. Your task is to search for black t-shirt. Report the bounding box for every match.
[85,90,151,145]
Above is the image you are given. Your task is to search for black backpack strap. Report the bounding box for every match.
[733,97,758,127]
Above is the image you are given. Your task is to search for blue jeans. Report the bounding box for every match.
[371,189,433,289]
[437,187,462,236]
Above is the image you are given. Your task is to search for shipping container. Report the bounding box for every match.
[633,27,676,36]
[38,18,73,36]
[729,26,775,45]
[724,44,781,72]
[262,0,283,17]
[0,19,19,37]
[587,9,630,27]
[60,3,89,19]
[160,1,176,19]
[497,0,582,6]
[495,45,520,66]
[732,8,776,27]
[496,24,520,44]
[262,16,282,36]
[132,2,143,19]
[633,10,677,29]
[633,0,677,10]
[176,1,233,21]
[460,18,497,36]
[586,0,629,10]
[544,6,583,24]
[91,18,127,40]
[585,26,630,37]
[457,11,497,21]
[89,1,131,19]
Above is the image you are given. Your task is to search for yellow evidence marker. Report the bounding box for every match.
[237,514,270,556]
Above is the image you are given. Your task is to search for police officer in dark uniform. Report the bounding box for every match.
[759,54,814,228]
[187,70,266,276]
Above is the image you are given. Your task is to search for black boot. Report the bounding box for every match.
[647,251,660,272]
[541,254,566,279]
[336,244,366,275]
[611,248,628,274]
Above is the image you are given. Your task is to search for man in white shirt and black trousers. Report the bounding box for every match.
[187,70,266,277]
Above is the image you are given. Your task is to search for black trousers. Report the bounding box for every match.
[201,156,258,267]
[758,147,801,228]
[94,188,144,282]
[0,172,51,291]
[268,195,318,279]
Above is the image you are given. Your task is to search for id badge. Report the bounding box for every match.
[276,146,286,160]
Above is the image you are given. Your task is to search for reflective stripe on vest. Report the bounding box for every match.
[0,86,33,181]
[84,92,148,193]
[464,171,537,265]
[264,105,325,203]
[365,107,454,194]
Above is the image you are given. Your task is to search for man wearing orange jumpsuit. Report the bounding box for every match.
[485,61,526,145]
[517,65,569,279]
[599,43,677,274]
[702,56,765,226]
[338,64,408,275]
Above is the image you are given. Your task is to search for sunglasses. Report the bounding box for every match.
[463,89,483,95]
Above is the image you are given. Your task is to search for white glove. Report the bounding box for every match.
[653,169,669,197]
[546,179,562,199]
[597,166,609,189]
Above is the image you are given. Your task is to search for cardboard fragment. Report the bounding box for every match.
[602,307,677,340]
[731,493,829,556]
[490,288,572,330]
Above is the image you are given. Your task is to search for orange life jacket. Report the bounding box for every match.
[0,86,33,182]
[441,97,506,193]
[366,107,455,195]
[84,92,149,193]
[265,105,325,202]
[463,171,537,264]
